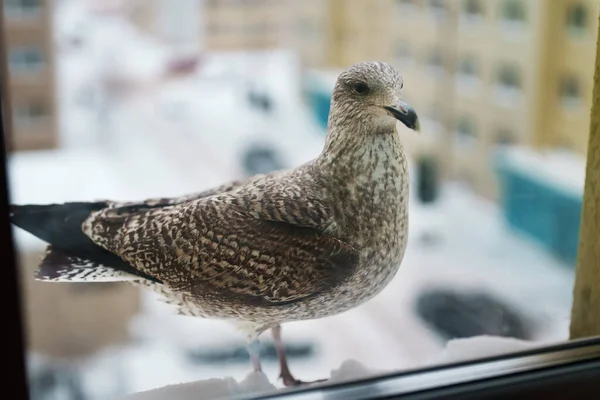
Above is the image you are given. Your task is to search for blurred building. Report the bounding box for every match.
[202,0,290,51]
[200,0,339,68]
[220,0,594,200]
[125,0,201,54]
[2,0,58,152]
[284,0,332,68]
[381,0,599,199]
[199,0,389,68]
[197,1,598,199]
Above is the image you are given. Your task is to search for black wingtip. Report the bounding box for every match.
[9,204,24,219]
[10,204,40,226]
[9,202,108,243]
[10,204,56,230]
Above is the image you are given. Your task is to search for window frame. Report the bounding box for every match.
[1,8,31,398]
[7,46,44,75]
[257,338,600,399]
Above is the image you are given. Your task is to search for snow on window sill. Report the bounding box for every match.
[122,337,544,400]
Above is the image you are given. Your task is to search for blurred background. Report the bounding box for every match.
[2,0,597,398]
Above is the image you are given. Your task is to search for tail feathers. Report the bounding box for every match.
[10,202,108,250]
[11,202,163,284]
[35,246,142,283]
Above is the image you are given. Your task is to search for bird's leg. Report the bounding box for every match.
[247,339,263,372]
[271,325,327,387]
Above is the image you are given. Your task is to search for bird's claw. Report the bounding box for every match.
[280,373,327,387]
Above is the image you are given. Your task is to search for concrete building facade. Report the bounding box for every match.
[2,0,58,151]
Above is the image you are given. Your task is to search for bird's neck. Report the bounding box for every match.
[317,117,409,213]
[316,120,409,247]
[318,117,406,177]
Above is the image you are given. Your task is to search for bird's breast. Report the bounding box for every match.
[326,149,410,306]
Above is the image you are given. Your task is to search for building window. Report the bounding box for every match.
[397,0,416,11]
[497,64,521,90]
[429,0,446,18]
[454,116,477,147]
[8,47,44,74]
[500,0,527,23]
[464,0,484,18]
[3,0,41,18]
[13,102,49,126]
[495,64,522,105]
[560,75,582,108]
[456,56,480,94]
[426,49,445,77]
[566,3,587,36]
[457,57,478,78]
[4,0,42,19]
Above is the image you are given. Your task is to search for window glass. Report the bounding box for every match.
[3,0,600,399]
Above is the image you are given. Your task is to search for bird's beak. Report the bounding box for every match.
[384,101,420,132]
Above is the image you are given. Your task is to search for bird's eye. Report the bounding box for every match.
[353,82,370,95]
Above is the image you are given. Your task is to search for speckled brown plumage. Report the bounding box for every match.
[10,61,419,385]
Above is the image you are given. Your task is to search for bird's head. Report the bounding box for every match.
[330,61,420,133]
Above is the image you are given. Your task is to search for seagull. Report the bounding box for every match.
[10,61,420,386]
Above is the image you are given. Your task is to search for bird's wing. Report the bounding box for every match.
[82,196,359,305]
[106,170,286,211]
[105,166,331,231]
[217,168,333,230]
